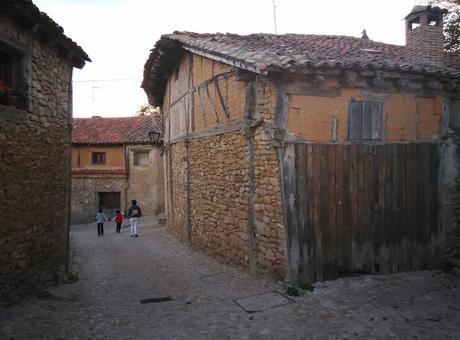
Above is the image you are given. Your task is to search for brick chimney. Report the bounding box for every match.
[405,5,447,65]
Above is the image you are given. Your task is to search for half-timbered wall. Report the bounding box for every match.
[274,71,460,282]
[192,55,247,131]
[285,79,445,143]
[161,51,457,283]
[163,53,287,276]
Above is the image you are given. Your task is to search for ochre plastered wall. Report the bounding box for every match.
[164,54,250,142]
[191,55,247,132]
[72,146,125,169]
[285,85,444,143]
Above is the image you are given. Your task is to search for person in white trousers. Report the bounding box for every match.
[128,199,142,237]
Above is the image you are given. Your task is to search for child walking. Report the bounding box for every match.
[95,208,109,236]
[112,210,124,233]
[128,199,142,237]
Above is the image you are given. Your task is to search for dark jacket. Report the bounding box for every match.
[128,204,141,218]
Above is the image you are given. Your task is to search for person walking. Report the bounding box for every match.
[95,208,109,236]
[112,209,124,233]
[128,199,141,237]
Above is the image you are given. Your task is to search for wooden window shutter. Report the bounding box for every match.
[348,101,363,139]
[348,101,383,140]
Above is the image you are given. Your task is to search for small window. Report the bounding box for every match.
[0,42,28,109]
[408,17,420,30]
[0,51,13,85]
[347,101,383,140]
[134,151,150,166]
[92,152,106,164]
[428,15,440,26]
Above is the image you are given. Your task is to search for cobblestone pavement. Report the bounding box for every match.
[1,216,459,339]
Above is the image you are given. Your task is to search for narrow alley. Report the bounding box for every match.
[1,217,459,339]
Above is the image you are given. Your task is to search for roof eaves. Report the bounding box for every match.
[181,44,264,75]
[0,0,90,68]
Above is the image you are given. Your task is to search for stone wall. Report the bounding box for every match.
[71,176,127,224]
[253,128,286,277]
[168,142,187,242]
[188,131,250,267]
[166,129,287,276]
[0,16,73,300]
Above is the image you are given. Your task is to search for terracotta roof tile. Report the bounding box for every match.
[0,0,90,68]
[72,116,163,145]
[143,32,460,106]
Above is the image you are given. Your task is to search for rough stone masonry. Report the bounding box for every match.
[0,3,89,302]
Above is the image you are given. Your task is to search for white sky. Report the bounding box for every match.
[36,0,420,118]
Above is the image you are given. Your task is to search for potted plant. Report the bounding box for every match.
[0,80,11,105]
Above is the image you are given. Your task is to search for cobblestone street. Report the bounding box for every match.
[1,216,459,339]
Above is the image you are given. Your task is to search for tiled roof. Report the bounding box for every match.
[143,31,460,106]
[72,116,163,145]
[0,0,90,68]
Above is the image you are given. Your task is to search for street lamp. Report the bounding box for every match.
[148,130,161,144]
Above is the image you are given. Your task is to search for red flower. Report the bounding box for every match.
[0,80,11,95]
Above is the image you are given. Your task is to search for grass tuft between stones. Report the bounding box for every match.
[64,271,79,284]
[282,280,315,297]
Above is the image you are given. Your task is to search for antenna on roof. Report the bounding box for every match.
[272,0,278,34]
[92,86,100,116]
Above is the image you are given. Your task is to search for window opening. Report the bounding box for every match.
[347,101,384,141]
[134,150,150,166]
[92,152,106,164]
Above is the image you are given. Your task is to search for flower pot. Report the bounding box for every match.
[0,93,7,105]
[8,95,18,108]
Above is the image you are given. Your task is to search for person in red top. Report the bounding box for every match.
[112,210,124,233]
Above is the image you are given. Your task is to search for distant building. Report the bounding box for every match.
[142,6,460,283]
[0,0,90,300]
[71,116,164,223]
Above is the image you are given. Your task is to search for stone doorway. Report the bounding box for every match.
[98,192,121,218]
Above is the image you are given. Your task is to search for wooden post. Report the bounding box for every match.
[281,143,300,285]
[184,141,192,245]
[185,53,193,245]
[246,129,257,273]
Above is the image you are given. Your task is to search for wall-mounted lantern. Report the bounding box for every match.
[148,130,161,144]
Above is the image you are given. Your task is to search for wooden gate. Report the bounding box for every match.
[282,142,443,284]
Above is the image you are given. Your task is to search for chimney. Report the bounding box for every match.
[405,5,447,65]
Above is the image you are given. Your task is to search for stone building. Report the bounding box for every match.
[71,115,164,223]
[142,5,460,284]
[0,0,89,300]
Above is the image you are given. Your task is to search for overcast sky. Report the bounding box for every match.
[36,0,420,118]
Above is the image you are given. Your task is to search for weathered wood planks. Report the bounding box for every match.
[282,142,442,284]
